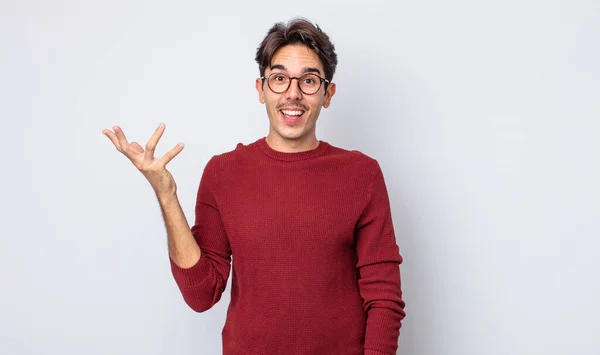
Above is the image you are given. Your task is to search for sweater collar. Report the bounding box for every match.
[257,137,330,162]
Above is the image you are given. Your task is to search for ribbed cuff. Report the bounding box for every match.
[364,349,392,355]
[169,254,211,287]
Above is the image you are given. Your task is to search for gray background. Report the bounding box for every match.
[1,0,599,354]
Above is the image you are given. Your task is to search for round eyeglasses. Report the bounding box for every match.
[261,72,330,95]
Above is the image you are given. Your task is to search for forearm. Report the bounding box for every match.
[361,262,405,354]
[157,192,201,268]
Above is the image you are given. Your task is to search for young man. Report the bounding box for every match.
[102,18,405,355]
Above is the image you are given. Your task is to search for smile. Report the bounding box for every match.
[280,109,305,125]
[281,109,304,116]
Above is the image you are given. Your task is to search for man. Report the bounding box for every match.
[102,18,405,355]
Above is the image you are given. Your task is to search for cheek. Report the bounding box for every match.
[308,100,325,114]
[267,94,281,107]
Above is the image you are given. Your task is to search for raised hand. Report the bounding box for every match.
[102,123,184,198]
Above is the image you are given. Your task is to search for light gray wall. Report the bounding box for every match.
[1,1,598,354]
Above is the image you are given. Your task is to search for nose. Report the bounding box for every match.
[285,77,303,100]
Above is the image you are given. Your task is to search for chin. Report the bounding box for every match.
[279,131,305,140]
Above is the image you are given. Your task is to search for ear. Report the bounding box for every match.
[256,78,265,104]
[322,82,336,108]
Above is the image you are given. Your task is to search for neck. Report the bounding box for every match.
[265,135,319,153]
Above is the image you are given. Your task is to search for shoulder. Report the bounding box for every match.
[203,139,260,172]
[325,142,381,173]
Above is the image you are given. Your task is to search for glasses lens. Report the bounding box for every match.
[299,74,321,94]
[268,74,290,93]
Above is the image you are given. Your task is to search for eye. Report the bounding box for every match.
[303,77,316,85]
[273,74,287,82]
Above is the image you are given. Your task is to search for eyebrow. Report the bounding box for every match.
[270,64,322,76]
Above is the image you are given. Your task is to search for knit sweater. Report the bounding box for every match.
[170,137,405,355]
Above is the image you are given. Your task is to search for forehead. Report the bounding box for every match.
[269,44,324,74]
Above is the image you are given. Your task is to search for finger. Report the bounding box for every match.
[130,142,144,154]
[158,142,184,166]
[113,126,132,153]
[144,123,166,164]
[102,129,121,151]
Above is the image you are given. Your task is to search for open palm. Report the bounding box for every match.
[102,123,184,198]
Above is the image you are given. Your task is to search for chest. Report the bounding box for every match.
[216,167,368,254]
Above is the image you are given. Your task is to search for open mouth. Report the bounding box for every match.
[280,108,305,125]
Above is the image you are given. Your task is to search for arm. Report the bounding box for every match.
[356,160,406,355]
[101,124,230,313]
[159,193,200,268]
[169,157,232,312]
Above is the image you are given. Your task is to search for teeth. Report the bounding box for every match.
[282,110,303,116]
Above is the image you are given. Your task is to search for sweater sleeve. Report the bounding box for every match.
[356,160,406,355]
[169,156,232,312]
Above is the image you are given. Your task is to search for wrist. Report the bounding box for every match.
[156,191,178,205]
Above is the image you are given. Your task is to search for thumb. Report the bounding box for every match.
[130,142,144,153]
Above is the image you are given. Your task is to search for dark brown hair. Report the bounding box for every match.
[255,18,338,86]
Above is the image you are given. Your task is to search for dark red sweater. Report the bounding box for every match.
[170,137,405,355]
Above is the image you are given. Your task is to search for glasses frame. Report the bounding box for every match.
[260,72,330,95]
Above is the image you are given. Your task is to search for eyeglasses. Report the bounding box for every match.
[261,72,330,95]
